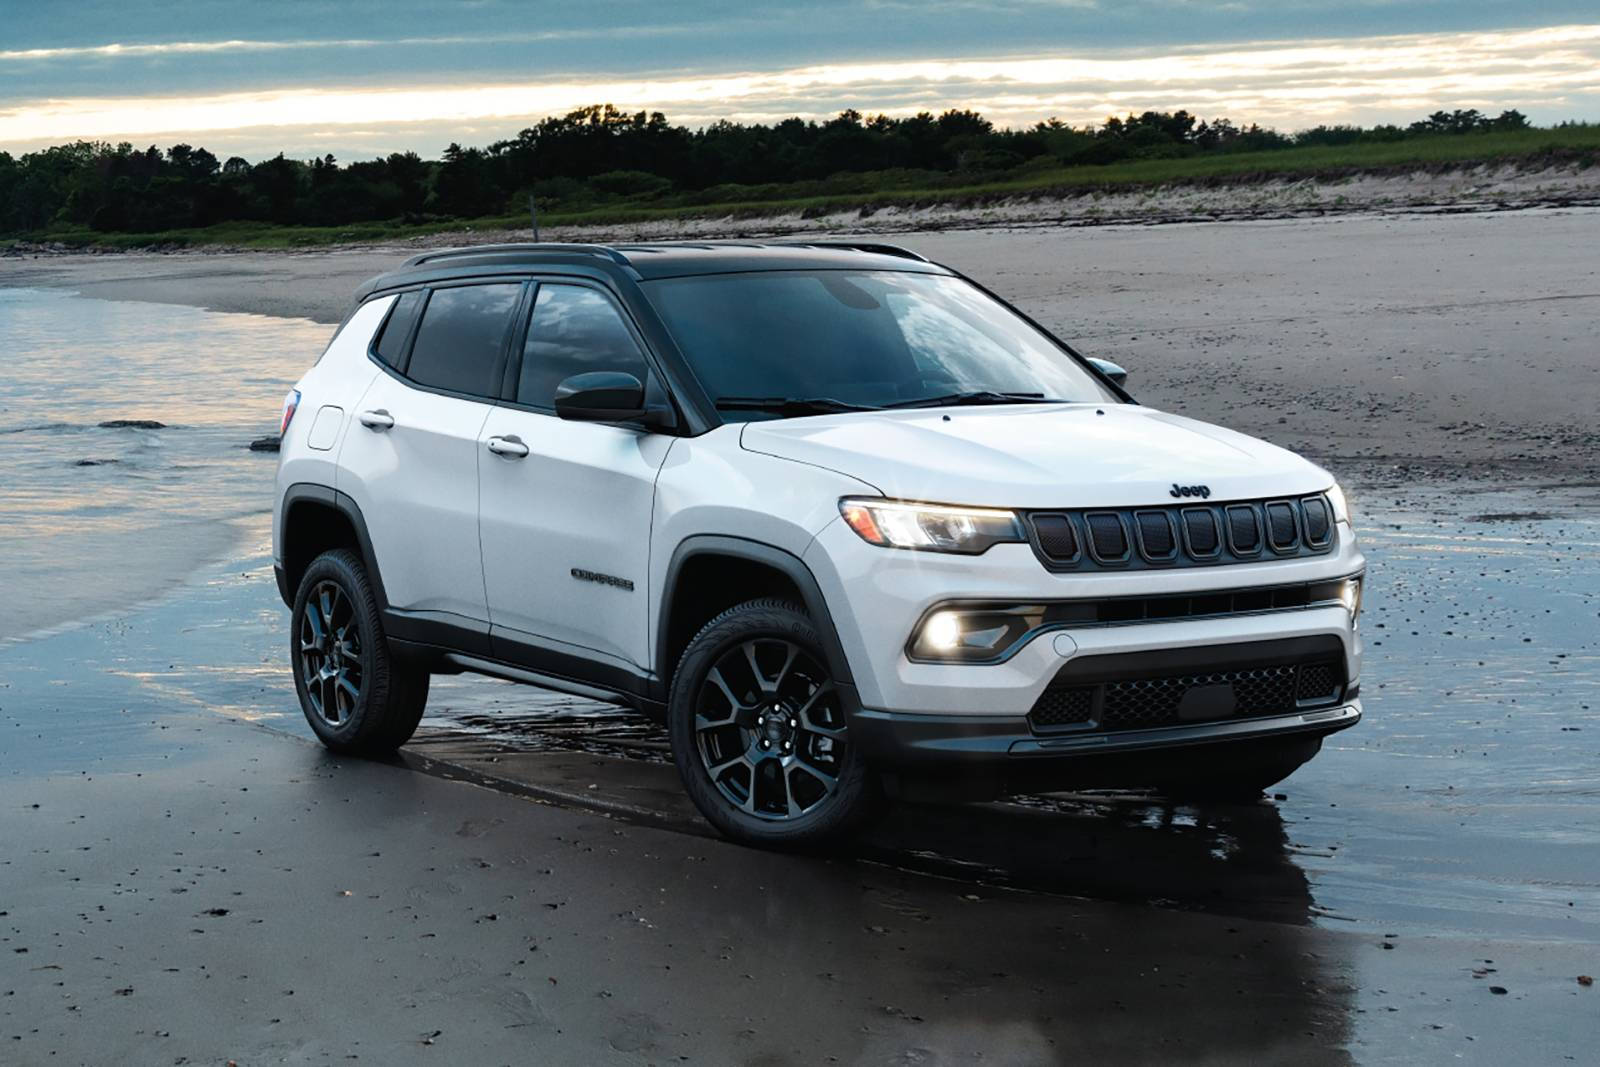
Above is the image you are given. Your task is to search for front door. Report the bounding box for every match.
[477,281,673,675]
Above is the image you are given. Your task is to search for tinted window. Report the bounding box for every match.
[406,283,521,398]
[642,271,1113,416]
[517,285,648,408]
[373,290,423,367]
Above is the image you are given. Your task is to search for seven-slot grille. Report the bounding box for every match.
[1028,658,1347,732]
[1026,494,1335,571]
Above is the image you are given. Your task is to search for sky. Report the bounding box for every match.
[2,1,1596,161]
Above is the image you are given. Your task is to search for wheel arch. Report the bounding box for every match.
[656,536,857,696]
[277,483,388,612]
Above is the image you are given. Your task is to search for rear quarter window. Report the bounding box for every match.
[372,290,424,367]
[405,283,522,398]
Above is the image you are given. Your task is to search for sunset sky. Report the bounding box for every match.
[3,1,1597,160]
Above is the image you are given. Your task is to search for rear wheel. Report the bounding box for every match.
[290,549,428,755]
[668,599,875,847]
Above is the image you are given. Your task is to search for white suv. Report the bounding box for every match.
[273,242,1364,846]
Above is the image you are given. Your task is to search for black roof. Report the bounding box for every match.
[355,240,949,301]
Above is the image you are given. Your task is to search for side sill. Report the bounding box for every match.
[443,653,632,706]
[386,638,665,721]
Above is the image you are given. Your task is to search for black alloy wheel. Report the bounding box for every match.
[669,598,876,846]
[299,579,364,727]
[289,548,428,755]
[694,636,847,819]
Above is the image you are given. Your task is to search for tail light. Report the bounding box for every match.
[280,389,302,436]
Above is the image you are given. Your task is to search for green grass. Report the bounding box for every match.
[12,126,1597,252]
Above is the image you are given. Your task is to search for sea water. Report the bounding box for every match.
[0,288,332,641]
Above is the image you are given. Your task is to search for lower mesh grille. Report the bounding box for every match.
[1295,662,1340,702]
[1029,686,1094,727]
[1029,659,1345,733]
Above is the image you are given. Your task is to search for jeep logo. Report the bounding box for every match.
[1170,483,1211,499]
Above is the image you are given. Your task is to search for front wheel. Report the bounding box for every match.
[290,548,429,756]
[668,599,876,847]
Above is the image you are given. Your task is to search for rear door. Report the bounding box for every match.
[338,281,524,637]
[477,280,674,675]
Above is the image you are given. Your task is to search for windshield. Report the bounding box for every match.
[641,270,1116,417]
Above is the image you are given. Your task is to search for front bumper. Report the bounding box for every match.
[802,513,1365,795]
[851,699,1361,798]
[804,515,1365,718]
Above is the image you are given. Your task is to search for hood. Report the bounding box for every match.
[739,403,1331,509]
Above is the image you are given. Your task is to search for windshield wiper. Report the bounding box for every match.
[884,390,1057,409]
[713,396,880,416]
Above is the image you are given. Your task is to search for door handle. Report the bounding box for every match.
[358,409,394,431]
[486,434,529,458]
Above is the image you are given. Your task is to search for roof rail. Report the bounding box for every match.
[794,241,928,263]
[401,243,631,268]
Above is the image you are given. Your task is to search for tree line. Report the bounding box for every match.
[0,105,1535,236]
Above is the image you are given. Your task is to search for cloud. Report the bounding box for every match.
[2,23,1595,156]
[0,27,695,64]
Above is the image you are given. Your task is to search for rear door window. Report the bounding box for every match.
[516,284,649,409]
[406,283,522,398]
[372,290,423,367]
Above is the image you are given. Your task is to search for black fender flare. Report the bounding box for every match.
[276,482,389,612]
[655,535,857,695]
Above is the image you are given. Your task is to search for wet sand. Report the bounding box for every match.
[2,493,1595,1062]
[3,537,1595,1064]
[6,206,1599,491]
[13,709,1579,1066]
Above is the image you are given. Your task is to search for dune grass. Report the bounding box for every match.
[11,126,1596,252]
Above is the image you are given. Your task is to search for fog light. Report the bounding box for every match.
[1340,576,1363,620]
[923,611,962,651]
[910,605,1046,662]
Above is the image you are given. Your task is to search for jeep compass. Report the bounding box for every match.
[273,242,1364,846]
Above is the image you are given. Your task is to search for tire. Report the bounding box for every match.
[668,598,876,847]
[1156,737,1322,803]
[290,548,429,756]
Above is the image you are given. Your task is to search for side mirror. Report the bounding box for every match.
[1087,357,1129,387]
[554,371,674,430]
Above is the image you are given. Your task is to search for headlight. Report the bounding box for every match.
[1327,482,1351,525]
[839,498,1024,554]
[910,605,1047,661]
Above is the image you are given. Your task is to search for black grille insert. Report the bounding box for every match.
[1265,501,1299,552]
[1027,495,1338,571]
[1227,505,1261,555]
[1182,507,1220,558]
[1301,496,1332,546]
[1031,513,1079,562]
[1085,512,1130,562]
[1135,511,1177,562]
